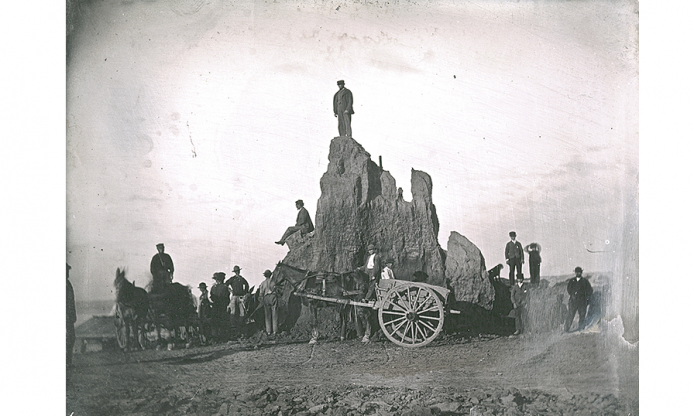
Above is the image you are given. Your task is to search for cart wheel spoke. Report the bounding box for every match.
[382,309,407,317]
[413,292,432,312]
[418,319,437,334]
[417,306,441,314]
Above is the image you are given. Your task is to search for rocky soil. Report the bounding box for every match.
[66,325,638,415]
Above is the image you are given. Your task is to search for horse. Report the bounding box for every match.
[148,282,198,349]
[113,268,149,351]
[272,262,369,342]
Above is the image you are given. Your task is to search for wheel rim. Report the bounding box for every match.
[378,283,444,347]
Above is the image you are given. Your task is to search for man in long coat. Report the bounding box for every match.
[333,80,354,137]
[276,200,314,246]
[564,267,594,332]
[150,243,174,293]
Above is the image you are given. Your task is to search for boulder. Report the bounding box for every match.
[444,232,495,310]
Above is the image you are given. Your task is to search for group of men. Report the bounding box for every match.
[504,231,542,286]
[197,265,251,342]
[509,259,594,337]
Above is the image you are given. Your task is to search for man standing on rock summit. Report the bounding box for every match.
[333,80,354,137]
[504,232,523,285]
[276,200,314,246]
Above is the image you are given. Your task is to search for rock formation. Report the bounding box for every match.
[283,137,446,284]
[277,136,498,338]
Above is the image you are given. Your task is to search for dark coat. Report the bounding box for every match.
[333,88,354,115]
[67,280,77,325]
[360,252,382,279]
[225,275,249,296]
[296,207,314,233]
[528,250,541,265]
[567,277,593,302]
[150,252,174,276]
[210,282,230,308]
[505,241,524,262]
[510,283,527,308]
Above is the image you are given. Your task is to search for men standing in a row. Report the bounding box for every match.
[67,263,76,367]
[150,243,174,293]
[258,269,278,336]
[333,80,354,138]
[225,265,249,327]
[276,199,314,246]
[565,267,593,332]
[505,231,524,285]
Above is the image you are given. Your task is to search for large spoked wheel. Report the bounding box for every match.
[378,283,445,348]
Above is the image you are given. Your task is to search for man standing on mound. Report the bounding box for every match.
[276,199,314,246]
[333,79,354,137]
[565,267,593,332]
[504,231,523,285]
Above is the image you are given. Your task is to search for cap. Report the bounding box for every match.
[337,80,345,85]
[509,231,516,237]
[263,270,272,277]
[574,266,583,273]
[156,243,165,248]
[198,282,207,289]
[233,265,241,272]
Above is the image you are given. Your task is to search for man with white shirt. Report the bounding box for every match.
[381,258,395,280]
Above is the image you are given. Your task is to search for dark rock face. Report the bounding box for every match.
[445,232,495,310]
[284,137,446,284]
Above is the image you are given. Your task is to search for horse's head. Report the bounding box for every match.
[114,267,128,291]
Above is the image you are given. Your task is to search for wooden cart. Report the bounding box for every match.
[296,279,460,348]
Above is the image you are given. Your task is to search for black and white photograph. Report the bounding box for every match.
[61,0,643,414]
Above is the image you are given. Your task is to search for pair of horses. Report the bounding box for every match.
[114,268,197,351]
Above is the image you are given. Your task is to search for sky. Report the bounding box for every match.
[66,0,638,302]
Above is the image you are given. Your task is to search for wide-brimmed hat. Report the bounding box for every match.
[213,272,226,281]
[263,270,272,277]
[198,282,207,289]
[233,265,241,272]
[574,266,583,273]
[295,199,304,206]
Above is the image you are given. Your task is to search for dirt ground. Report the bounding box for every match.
[66,323,638,416]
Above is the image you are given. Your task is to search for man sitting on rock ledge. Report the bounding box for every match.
[275,199,314,246]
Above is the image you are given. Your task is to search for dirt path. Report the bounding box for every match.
[67,329,637,415]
